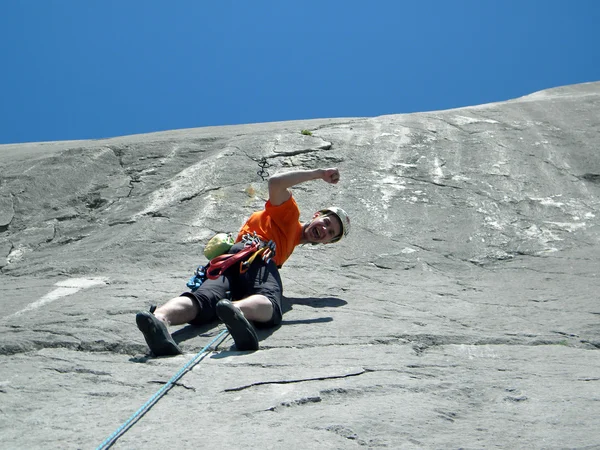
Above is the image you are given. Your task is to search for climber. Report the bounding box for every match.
[136,167,350,355]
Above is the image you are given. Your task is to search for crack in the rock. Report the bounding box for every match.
[148,380,196,391]
[504,264,587,276]
[54,234,90,245]
[31,328,79,338]
[323,424,361,442]
[433,117,470,134]
[262,378,412,415]
[0,194,15,233]
[180,186,221,203]
[108,145,137,197]
[263,396,322,412]
[267,148,325,159]
[108,146,125,168]
[542,158,579,179]
[581,340,600,349]
[409,334,600,354]
[48,222,58,244]
[310,120,363,132]
[45,367,111,376]
[224,368,370,392]
[3,241,14,257]
[397,175,463,190]
[579,173,600,184]
[126,182,135,198]
[264,333,599,354]
[370,263,393,270]
[108,219,137,227]
[0,241,14,271]
[0,339,147,356]
[147,211,168,218]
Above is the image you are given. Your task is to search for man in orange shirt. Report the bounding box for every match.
[136,167,350,355]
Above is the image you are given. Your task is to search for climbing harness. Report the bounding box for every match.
[186,233,276,292]
[204,233,276,280]
[95,329,229,450]
[256,157,271,181]
[205,243,258,279]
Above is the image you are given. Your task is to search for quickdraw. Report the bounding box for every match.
[256,157,271,181]
[240,232,276,268]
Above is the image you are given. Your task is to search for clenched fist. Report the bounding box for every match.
[321,168,340,184]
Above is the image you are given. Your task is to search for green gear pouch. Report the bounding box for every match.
[203,233,235,260]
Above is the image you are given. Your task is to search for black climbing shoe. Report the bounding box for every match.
[135,310,182,356]
[216,299,259,351]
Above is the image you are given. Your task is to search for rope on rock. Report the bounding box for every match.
[96,329,229,450]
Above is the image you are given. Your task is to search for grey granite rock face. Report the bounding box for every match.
[1,82,599,449]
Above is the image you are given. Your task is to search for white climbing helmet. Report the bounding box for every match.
[319,206,351,243]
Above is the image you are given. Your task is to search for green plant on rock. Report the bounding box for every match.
[301,129,312,136]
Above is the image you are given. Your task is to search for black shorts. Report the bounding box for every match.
[182,242,283,328]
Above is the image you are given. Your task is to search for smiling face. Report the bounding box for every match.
[302,212,343,244]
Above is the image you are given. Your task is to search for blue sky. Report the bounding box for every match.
[1,1,599,145]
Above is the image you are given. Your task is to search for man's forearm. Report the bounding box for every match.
[268,169,324,190]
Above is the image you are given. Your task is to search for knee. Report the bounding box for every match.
[155,295,199,324]
[250,295,282,328]
[235,295,274,323]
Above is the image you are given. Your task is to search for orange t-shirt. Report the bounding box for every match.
[236,196,303,267]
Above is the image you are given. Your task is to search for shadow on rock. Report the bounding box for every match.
[280,317,333,326]
[283,296,348,311]
[171,321,221,344]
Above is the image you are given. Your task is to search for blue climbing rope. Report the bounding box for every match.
[96,329,229,450]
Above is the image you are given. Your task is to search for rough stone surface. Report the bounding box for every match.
[1,82,599,449]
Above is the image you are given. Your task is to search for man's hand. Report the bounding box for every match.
[321,168,340,184]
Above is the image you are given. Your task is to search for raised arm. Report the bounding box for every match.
[268,168,340,206]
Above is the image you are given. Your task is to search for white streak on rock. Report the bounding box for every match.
[454,115,499,125]
[530,197,565,207]
[6,246,26,264]
[379,176,406,210]
[11,277,108,316]
[136,159,216,217]
[545,222,587,232]
[433,157,444,183]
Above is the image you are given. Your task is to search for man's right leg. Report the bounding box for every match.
[136,296,199,356]
[136,298,187,356]
[137,276,231,356]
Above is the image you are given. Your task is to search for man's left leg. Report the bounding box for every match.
[214,294,273,351]
[216,259,283,351]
